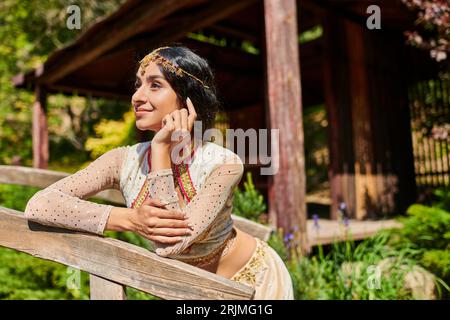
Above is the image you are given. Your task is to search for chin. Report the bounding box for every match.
[135,120,159,132]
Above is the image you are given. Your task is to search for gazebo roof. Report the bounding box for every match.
[12,0,415,110]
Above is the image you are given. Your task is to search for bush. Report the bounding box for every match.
[398,204,450,250]
[232,172,266,222]
[284,234,421,300]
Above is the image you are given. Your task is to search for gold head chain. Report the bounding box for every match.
[139,46,210,89]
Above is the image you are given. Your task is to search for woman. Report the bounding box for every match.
[24,46,294,300]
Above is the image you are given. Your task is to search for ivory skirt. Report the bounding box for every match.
[230,237,294,300]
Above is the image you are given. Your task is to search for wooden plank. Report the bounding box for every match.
[308,219,403,246]
[231,215,273,242]
[0,207,254,300]
[0,165,270,240]
[263,0,309,253]
[32,85,48,169]
[90,274,126,300]
[0,165,125,205]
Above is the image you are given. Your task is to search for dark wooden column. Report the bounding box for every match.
[264,0,308,253]
[323,14,416,219]
[32,85,48,169]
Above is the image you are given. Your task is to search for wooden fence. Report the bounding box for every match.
[409,79,450,188]
[0,165,273,300]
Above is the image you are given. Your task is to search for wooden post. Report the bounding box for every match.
[323,13,416,219]
[90,274,126,300]
[32,85,48,169]
[263,0,309,253]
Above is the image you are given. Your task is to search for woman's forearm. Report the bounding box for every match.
[151,143,172,171]
[105,207,136,232]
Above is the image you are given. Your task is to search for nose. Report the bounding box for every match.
[131,86,146,108]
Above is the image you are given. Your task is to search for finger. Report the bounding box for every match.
[163,114,175,131]
[142,197,164,208]
[146,207,187,220]
[172,110,182,132]
[153,218,193,229]
[149,227,192,237]
[180,108,188,132]
[148,235,183,244]
[186,97,197,131]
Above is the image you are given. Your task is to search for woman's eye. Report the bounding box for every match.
[135,80,141,89]
[150,82,161,89]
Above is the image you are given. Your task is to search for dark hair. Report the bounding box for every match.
[140,45,221,134]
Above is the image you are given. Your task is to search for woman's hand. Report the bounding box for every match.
[151,97,197,148]
[129,197,193,244]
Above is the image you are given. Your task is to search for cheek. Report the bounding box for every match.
[151,89,179,113]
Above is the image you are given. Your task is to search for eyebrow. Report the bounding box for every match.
[135,74,166,82]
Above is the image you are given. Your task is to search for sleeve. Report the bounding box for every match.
[24,146,128,236]
[147,154,244,257]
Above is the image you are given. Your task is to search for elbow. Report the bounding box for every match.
[24,190,45,220]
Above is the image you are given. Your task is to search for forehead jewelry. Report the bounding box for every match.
[139,46,210,89]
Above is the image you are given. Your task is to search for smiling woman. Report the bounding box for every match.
[23,45,294,300]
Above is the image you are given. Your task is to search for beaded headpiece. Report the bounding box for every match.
[139,46,210,89]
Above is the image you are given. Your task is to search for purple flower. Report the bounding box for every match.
[343,216,350,228]
[313,214,320,230]
[339,202,347,211]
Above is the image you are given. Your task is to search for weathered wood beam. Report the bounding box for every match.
[32,85,48,169]
[0,207,254,300]
[263,0,309,253]
[139,0,258,51]
[38,0,193,84]
[0,165,273,241]
[90,274,126,300]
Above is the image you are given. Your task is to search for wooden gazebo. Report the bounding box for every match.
[13,0,426,252]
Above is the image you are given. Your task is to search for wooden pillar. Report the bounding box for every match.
[32,85,48,169]
[323,13,356,220]
[323,13,416,220]
[264,0,309,253]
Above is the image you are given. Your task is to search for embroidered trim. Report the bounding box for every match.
[230,239,267,286]
[130,146,152,209]
[174,163,196,203]
[131,140,199,208]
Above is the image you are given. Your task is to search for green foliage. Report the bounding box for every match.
[421,250,450,284]
[432,188,450,212]
[386,200,450,296]
[0,247,90,300]
[0,0,127,167]
[303,104,329,192]
[398,204,450,250]
[273,232,420,300]
[0,184,40,211]
[85,109,138,158]
[267,228,289,262]
[232,172,267,222]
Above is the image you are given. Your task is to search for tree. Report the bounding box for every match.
[402,0,449,63]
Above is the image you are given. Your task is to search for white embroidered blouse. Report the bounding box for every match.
[24,141,244,265]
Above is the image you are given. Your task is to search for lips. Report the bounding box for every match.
[135,107,153,112]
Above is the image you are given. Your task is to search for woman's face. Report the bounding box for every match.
[132,61,180,132]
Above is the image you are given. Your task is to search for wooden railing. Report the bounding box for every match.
[0,165,273,300]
